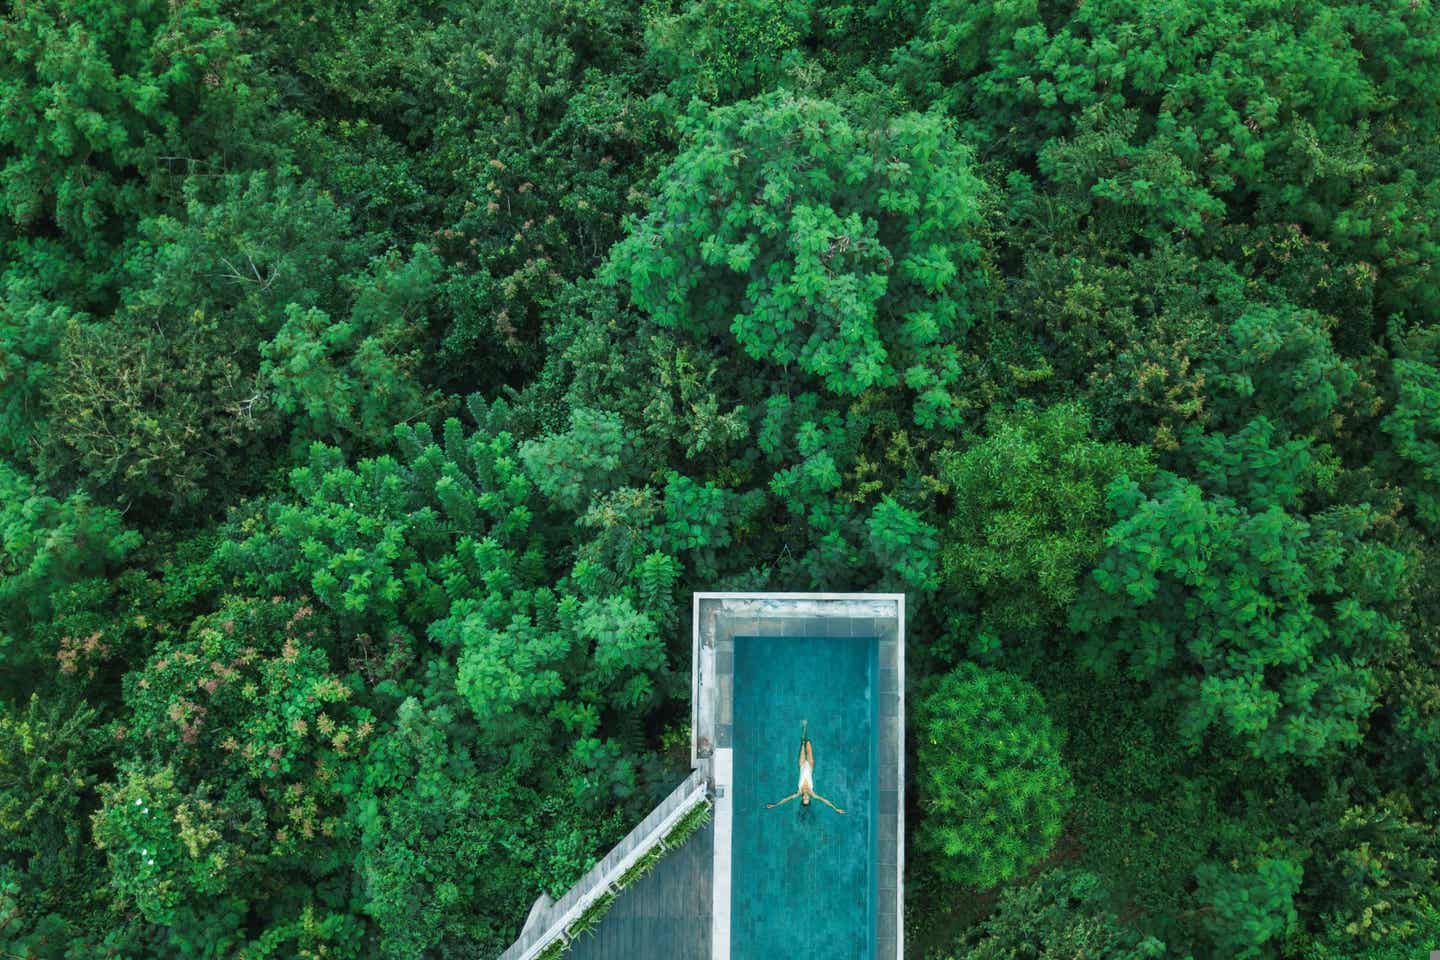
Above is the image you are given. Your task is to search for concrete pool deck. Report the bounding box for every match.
[695,593,904,960]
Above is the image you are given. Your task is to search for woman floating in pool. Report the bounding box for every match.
[766,720,845,814]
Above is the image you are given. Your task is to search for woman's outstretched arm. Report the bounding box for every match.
[766,792,800,809]
[811,792,845,814]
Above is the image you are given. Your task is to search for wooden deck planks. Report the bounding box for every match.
[565,821,714,960]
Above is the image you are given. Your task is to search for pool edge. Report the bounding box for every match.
[696,593,905,960]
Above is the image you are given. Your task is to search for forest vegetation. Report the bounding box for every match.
[2,0,1439,957]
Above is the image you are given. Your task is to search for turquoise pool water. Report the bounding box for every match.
[731,634,878,960]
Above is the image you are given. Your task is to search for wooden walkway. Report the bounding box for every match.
[566,821,714,960]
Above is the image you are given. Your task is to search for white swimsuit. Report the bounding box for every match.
[798,760,814,792]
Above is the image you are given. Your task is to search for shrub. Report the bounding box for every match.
[914,662,1073,889]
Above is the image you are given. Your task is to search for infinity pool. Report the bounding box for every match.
[730,634,878,960]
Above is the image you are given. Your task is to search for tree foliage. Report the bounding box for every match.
[946,866,1167,960]
[1382,323,1440,531]
[0,460,139,695]
[0,0,275,286]
[938,401,1152,662]
[1071,460,1406,763]
[1194,855,1304,959]
[3,0,1439,956]
[889,0,1440,316]
[607,90,990,428]
[914,663,1072,890]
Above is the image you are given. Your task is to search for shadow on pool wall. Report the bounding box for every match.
[731,634,879,960]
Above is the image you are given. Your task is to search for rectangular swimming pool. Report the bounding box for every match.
[730,634,878,960]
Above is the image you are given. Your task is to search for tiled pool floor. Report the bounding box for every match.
[730,635,878,960]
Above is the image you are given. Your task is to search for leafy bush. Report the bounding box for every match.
[947,866,1167,960]
[914,663,1073,890]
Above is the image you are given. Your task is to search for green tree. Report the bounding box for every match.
[888,0,1440,317]
[657,471,768,583]
[260,244,444,450]
[0,697,116,959]
[520,407,632,513]
[220,416,537,636]
[1071,462,1406,763]
[938,401,1152,662]
[1279,788,1440,959]
[914,662,1073,890]
[0,0,276,295]
[607,90,990,429]
[0,277,75,459]
[244,0,666,385]
[0,460,139,694]
[41,310,275,514]
[988,235,1231,452]
[345,689,626,959]
[93,595,371,953]
[1194,855,1303,959]
[37,171,376,514]
[645,0,814,102]
[1206,305,1360,439]
[1381,324,1440,531]
[865,495,940,593]
[447,588,673,804]
[220,409,685,941]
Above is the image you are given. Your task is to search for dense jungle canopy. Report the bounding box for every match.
[2,0,1439,957]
